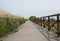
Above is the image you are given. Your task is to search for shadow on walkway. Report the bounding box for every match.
[32,22,60,41]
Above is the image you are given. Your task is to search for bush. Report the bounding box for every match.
[0,23,6,38]
[0,10,27,41]
[0,17,27,39]
[20,18,27,25]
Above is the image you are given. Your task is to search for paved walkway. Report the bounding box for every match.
[3,21,49,41]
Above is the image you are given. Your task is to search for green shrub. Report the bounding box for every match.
[0,17,27,39]
[0,23,6,38]
[51,27,57,34]
[20,18,27,24]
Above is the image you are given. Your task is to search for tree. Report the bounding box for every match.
[29,16,36,21]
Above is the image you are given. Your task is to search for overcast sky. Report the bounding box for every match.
[0,0,60,18]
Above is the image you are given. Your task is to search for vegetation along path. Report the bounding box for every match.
[3,20,49,41]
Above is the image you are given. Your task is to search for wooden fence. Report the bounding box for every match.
[32,14,60,37]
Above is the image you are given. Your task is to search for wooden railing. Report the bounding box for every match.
[32,14,60,37]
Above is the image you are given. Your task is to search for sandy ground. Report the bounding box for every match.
[3,21,48,41]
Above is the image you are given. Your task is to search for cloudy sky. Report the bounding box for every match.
[0,0,60,18]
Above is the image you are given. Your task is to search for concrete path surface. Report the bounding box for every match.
[3,21,48,41]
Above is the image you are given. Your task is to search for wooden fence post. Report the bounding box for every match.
[48,16,51,31]
[57,15,60,37]
[40,18,42,26]
[43,17,45,28]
